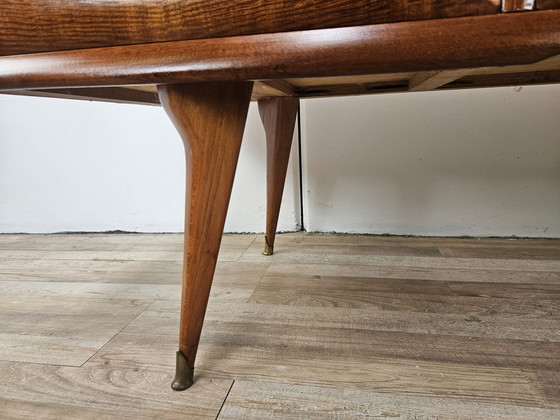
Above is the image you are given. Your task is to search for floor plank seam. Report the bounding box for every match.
[245,262,273,304]
[0,359,87,369]
[520,368,558,409]
[441,280,457,296]
[1,234,558,416]
[79,299,157,367]
[234,234,259,262]
[215,379,236,419]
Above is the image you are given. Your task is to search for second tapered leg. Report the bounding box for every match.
[158,81,253,390]
[258,97,299,256]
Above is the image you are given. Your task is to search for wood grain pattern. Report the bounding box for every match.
[447,281,560,300]
[0,362,232,420]
[258,97,299,255]
[253,80,297,99]
[266,262,560,285]
[439,244,560,260]
[0,232,254,256]
[261,232,560,247]
[0,297,150,365]
[1,11,558,91]
[537,0,560,9]
[249,275,560,318]
[240,236,560,270]
[158,82,253,372]
[0,262,267,304]
[219,380,560,419]
[107,299,559,344]
[90,301,554,406]
[0,0,501,56]
[1,233,559,415]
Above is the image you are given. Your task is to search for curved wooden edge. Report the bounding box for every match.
[0,10,559,91]
[0,0,502,57]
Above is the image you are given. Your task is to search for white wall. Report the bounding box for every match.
[1,84,559,237]
[301,84,560,237]
[0,95,300,233]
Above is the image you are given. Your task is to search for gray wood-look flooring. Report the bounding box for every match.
[0,233,558,419]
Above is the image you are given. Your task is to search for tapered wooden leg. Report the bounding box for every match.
[258,97,299,256]
[158,81,253,390]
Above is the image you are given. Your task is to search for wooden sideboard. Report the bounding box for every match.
[1,0,559,390]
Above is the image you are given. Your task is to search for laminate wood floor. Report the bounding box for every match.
[0,233,558,419]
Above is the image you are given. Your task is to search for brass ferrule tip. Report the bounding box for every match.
[171,351,194,391]
[262,236,274,256]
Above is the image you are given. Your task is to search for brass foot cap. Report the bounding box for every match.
[171,351,194,391]
[262,237,274,256]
